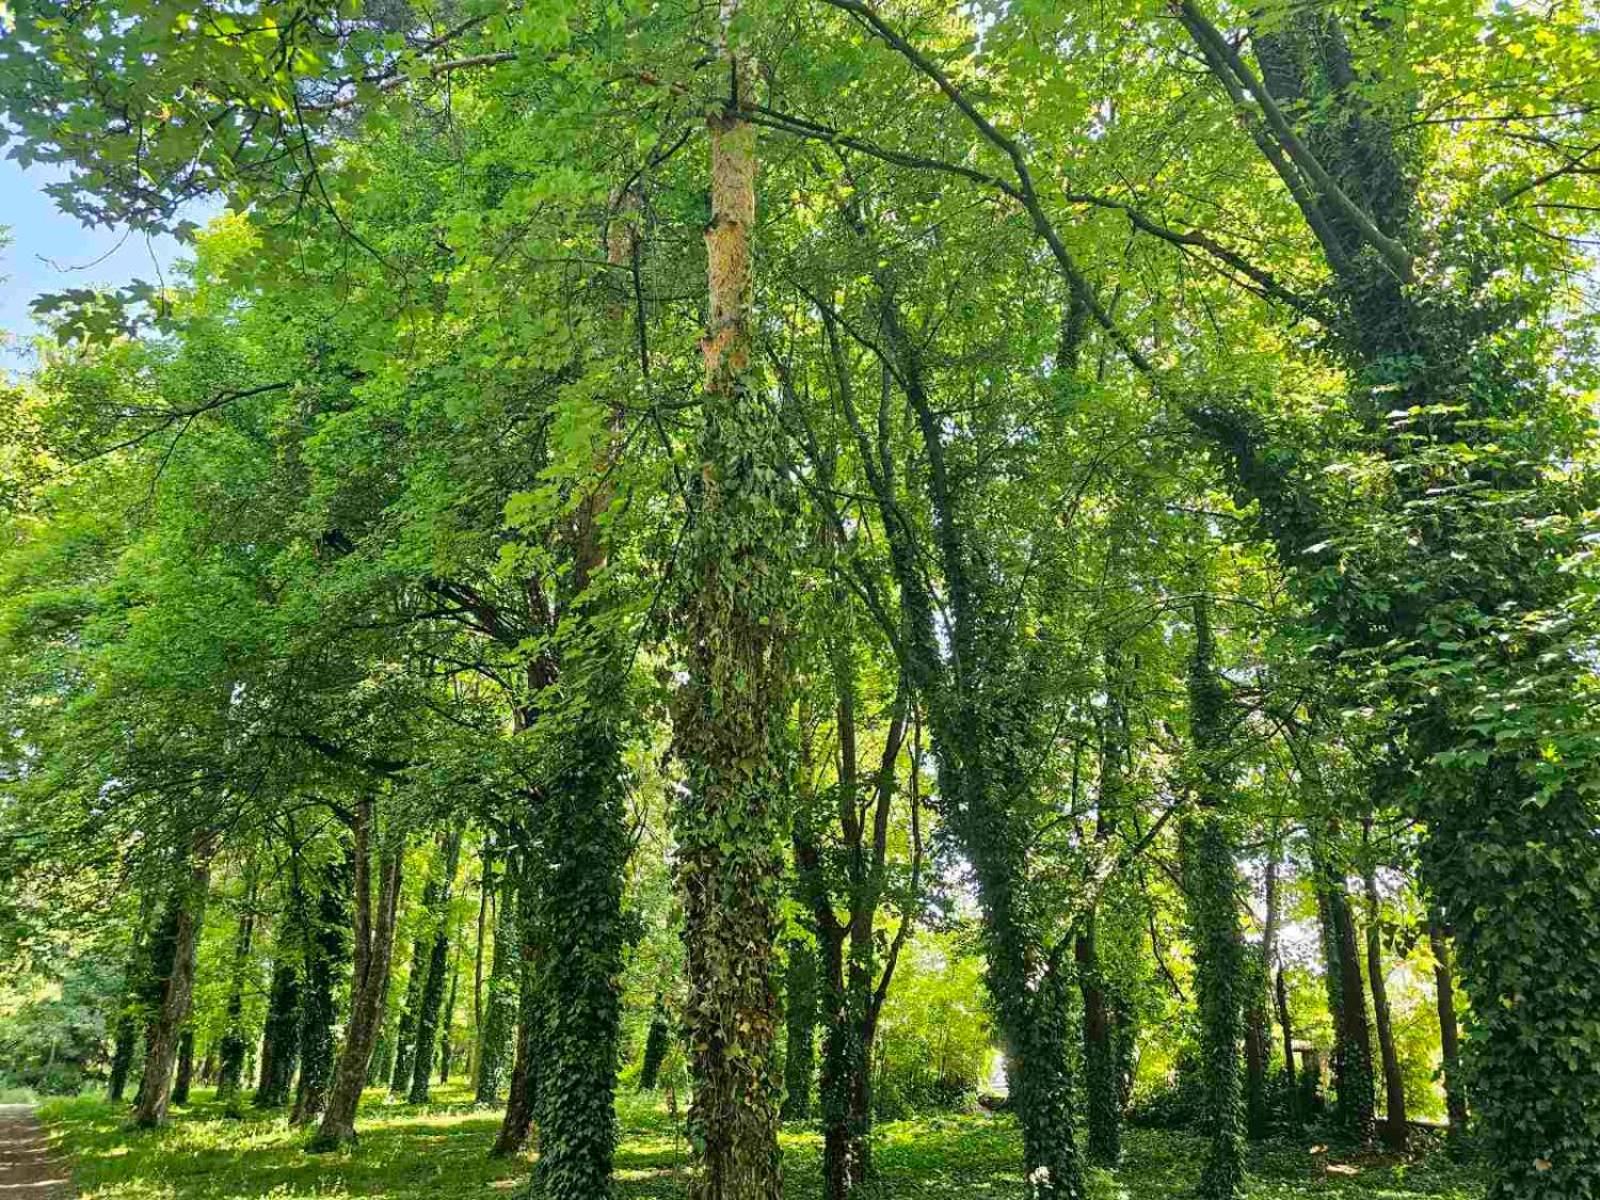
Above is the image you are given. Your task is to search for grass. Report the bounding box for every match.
[35,1083,1485,1199]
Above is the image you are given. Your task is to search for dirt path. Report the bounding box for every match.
[0,1106,72,1200]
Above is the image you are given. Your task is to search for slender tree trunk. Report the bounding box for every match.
[440,954,459,1083]
[1244,849,1282,1138]
[390,924,430,1096]
[216,883,257,1105]
[410,827,465,1104]
[1362,834,1407,1152]
[476,854,519,1104]
[1429,917,1468,1152]
[673,8,791,1195]
[1274,964,1296,1091]
[133,858,209,1129]
[1079,643,1126,1165]
[470,844,492,1084]
[171,1030,195,1106]
[311,801,404,1150]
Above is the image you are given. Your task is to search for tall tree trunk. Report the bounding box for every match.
[1179,599,1246,1200]
[1429,917,1468,1153]
[133,857,209,1129]
[672,6,791,1195]
[1363,831,1407,1152]
[293,857,352,1125]
[781,940,817,1122]
[311,800,404,1150]
[254,958,300,1108]
[410,827,464,1104]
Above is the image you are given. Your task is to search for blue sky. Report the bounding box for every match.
[0,156,192,371]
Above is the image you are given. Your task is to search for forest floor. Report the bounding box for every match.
[36,1084,1486,1199]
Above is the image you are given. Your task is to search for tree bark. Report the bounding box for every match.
[133,858,209,1129]
[311,800,404,1150]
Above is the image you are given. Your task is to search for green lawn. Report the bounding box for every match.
[38,1085,1485,1199]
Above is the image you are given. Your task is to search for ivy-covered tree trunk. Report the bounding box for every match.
[475,855,519,1104]
[1243,851,1280,1139]
[1428,917,1468,1152]
[254,958,301,1108]
[171,1029,195,1106]
[528,736,628,1199]
[1178,600,1246,1200]
[410,827,464,1105]
[1362,846,1407,1152]
[293,858,352,1125]
[312,800,404,1150]
[671,12,793,1195]
[216,884,257,1105]
[133,857,209,1129]
[781,940,817,1122]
